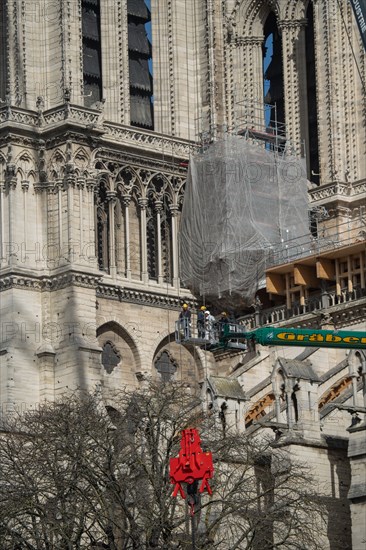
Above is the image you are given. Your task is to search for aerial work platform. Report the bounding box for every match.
[175,319,248,351]
[175,319,366,352]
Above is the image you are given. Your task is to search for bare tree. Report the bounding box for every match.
[0,383,326,549]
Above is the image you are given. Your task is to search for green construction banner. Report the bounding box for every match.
[251,327,366,349]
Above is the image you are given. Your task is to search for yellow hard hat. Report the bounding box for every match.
[182,303,188,309]
[200,305,206,311]
[221,311,227,316]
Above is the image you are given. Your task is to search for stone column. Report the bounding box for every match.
[86,178,98,267]
[279,19,307,155]
[347,421,366,549]
[362,356,366,410]
[66,180,74,262]
[21,180,29,258]
[100,0,127,123]
[170,204,179,287]
[106,191,117,277]
[274,391,282,423]
[7,177,17,268]
[139,198,148,282]
[155,200,163,284]
[61,0,83,104]
[77,178,84,257]
[57,180,63,253]
[0,183,5,263]
[121,195,132,279]
[234,37,264,131]
[285,382,295,429]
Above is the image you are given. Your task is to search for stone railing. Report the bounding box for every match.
[238,287,366,329]
[0,106,39,125]
[265,220,365,269]
[104,122,193,157]
[0,104,195,158]
[309,178,366,203]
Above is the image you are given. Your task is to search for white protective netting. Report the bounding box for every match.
[179,136,310,309]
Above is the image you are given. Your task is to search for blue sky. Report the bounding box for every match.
[144,2,273,112]
[145,0,152,41]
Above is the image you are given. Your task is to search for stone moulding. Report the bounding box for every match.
[0,272,102,292]
[96,284,185,310]
[0,271,189,310]
[309,179,366,203]
[0,105,194,158]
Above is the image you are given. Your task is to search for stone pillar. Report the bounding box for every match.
[61,0,83,104]
[86,178,98,267]
[0,182,4,262]
[274,391,282,423]
[170,204,179,287]
[121,195,132,279]
[106,191,117,277]
[21,180,29,258]
[286,384,295,429]
[57,180,63,253]
[66,181,74,262]
[155,200,163,284]
[234,37,264,131]
[279,19,307,155]
[100,0,128,123]
[347,422,366,550]
[7,177,17,268]
[362,357,366,410]
[139,198,148,282]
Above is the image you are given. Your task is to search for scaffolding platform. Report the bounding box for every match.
[175,319,248,352]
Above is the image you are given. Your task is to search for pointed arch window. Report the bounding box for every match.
[263,12,285,129]
[82,0,103,108]
[102,341,121,374]
[154,351,177,382]
[305,2,320,185]
[128,0,153,129]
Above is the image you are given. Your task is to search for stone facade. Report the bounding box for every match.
[0,1,365,548]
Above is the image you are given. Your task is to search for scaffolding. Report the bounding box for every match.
[234,98,288,153]
[179,98,310,310]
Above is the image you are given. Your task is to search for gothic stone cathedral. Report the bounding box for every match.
[0,1,365,548]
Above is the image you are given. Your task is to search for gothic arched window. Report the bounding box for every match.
[82,0,103,108]
[154,351,177,382]
[263,12,284,129]
[102,341,121,374]
[305,2,320,185]
[128,0,153,129]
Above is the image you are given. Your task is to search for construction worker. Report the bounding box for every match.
[204,310,216,341]
[197,305,206,338]
[179,303,191,338]
[218,311,229,336]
